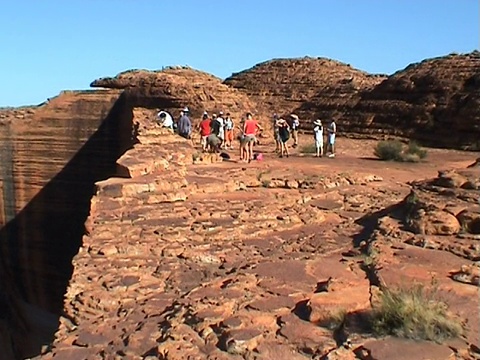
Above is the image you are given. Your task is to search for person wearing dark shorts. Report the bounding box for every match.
[277,118,290,158]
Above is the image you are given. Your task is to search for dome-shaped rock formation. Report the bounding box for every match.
[343,51,480,149]
[224,56,386,128]
[91,66,264,128]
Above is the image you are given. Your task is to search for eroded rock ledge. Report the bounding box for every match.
[33,108,480,360]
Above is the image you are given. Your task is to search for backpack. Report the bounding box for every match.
[211,119,221,135]
[279,126,290,141]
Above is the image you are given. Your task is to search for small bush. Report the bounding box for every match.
[406,141,427,159]
[401,153,421,163]
[374,140,403,161]
[374,140,428,162]
[370,284,462,342]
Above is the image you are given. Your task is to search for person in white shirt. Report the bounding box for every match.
[216,111,225,147]
[327,118,337,157]
[313,119,324,157]
[224,113,235,149]
[290,114,300,148]
[157,110,173,129]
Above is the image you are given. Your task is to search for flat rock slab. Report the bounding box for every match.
[361,337,455,360]
[253,342,310,359]
[247,260,315,288]
[278,313,336,354]
[310,198,344,211]
[247,294,296,312]
[306,256,368,287]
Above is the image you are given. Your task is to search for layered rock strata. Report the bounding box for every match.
[344,51,480,149]
[224,57,385,128]
[91,67,264,130]
[0,90,134,359]
[224,52,480,150]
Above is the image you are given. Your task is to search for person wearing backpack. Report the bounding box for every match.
[277,118,290,158]
[210,113,220,136]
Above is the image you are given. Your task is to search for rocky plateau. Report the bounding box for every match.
[0,51,479,360]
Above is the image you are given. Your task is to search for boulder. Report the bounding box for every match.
[410,209,461,235]
[307,286,370,327]
[434,170,468,189]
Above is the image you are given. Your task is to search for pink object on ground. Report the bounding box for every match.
[256,153,263,161]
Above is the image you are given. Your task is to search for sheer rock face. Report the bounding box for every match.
[0,89,133,359]
[223,57,386,128]
[91,67,263,129]
[343,51,480,148]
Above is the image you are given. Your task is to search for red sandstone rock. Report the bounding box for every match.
[3,91,480,360]
[346,51,480,150]
[91,67,264,130]
[224,57,385,127]
[307,286,370,327]
[360,337,455,360]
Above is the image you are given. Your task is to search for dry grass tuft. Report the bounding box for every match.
[370,284,462,342]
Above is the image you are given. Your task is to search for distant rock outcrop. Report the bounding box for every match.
[91,67,262,128]
[224,57,386,128]
[224,52,480,150]
[343,51,480,149]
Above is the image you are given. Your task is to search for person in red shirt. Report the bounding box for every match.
[243,112,262,162]
[198,112,211,152]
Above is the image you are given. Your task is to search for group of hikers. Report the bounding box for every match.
[156,107,337,161]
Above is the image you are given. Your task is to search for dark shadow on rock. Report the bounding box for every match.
[359,156,383,161]
[352,203,404,248]
[0,92,135,359]
[292,299,310,321]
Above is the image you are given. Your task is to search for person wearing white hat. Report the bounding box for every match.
[277,118,290,158]
[177,107,192,139]
[156,109,174,130]
[313,119,324,157]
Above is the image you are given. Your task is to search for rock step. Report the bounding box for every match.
[94,174,188,199]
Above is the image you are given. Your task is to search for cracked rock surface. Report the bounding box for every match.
[36,109,480,359]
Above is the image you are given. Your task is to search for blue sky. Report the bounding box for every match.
[1,0,478,107]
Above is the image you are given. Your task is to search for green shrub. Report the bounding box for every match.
[406,141,427,159]
[401,153,421,163]
[370,284,462,342]
[374,140,428,162]
[374,140,403,161]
